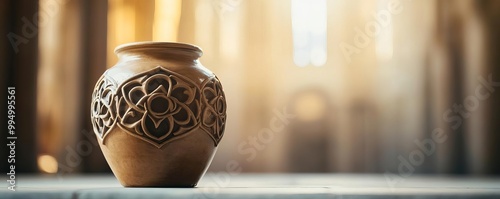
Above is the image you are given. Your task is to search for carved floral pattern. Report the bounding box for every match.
[91,75,118,138]
[200,77,226,144]
[91,66,226,148]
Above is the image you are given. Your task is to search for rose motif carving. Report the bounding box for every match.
[91,66,226,148]
[115,67,201,147]
[200,77,227,145]
[91,75,118,138]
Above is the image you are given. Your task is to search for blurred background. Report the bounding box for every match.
[1,0,500,176]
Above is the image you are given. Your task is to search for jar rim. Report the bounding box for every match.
[114,41,203,57]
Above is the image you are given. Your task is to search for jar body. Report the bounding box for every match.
[91,42,226,187]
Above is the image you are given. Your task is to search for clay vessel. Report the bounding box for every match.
[90,42,226,187]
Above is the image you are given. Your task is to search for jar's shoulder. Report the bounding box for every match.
[103,60,216,89]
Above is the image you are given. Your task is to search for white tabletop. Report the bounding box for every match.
[2,174,500,199]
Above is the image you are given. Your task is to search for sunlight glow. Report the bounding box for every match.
[38,155,58,174]
[291,0,327,67]
[153,0,182,41]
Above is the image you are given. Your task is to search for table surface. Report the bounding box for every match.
[2,174,500,199]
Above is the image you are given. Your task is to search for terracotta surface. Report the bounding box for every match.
[90,42,226,187]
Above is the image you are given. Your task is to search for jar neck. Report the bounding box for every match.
[115,42,202,62]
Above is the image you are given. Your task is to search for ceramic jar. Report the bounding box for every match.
[90,42,226,187]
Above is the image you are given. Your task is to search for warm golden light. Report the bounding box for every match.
[38,155,58,174]
[107,0,138,67]
[294,92,327,122]
[107,0,183,67]
[153,0,182,41]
